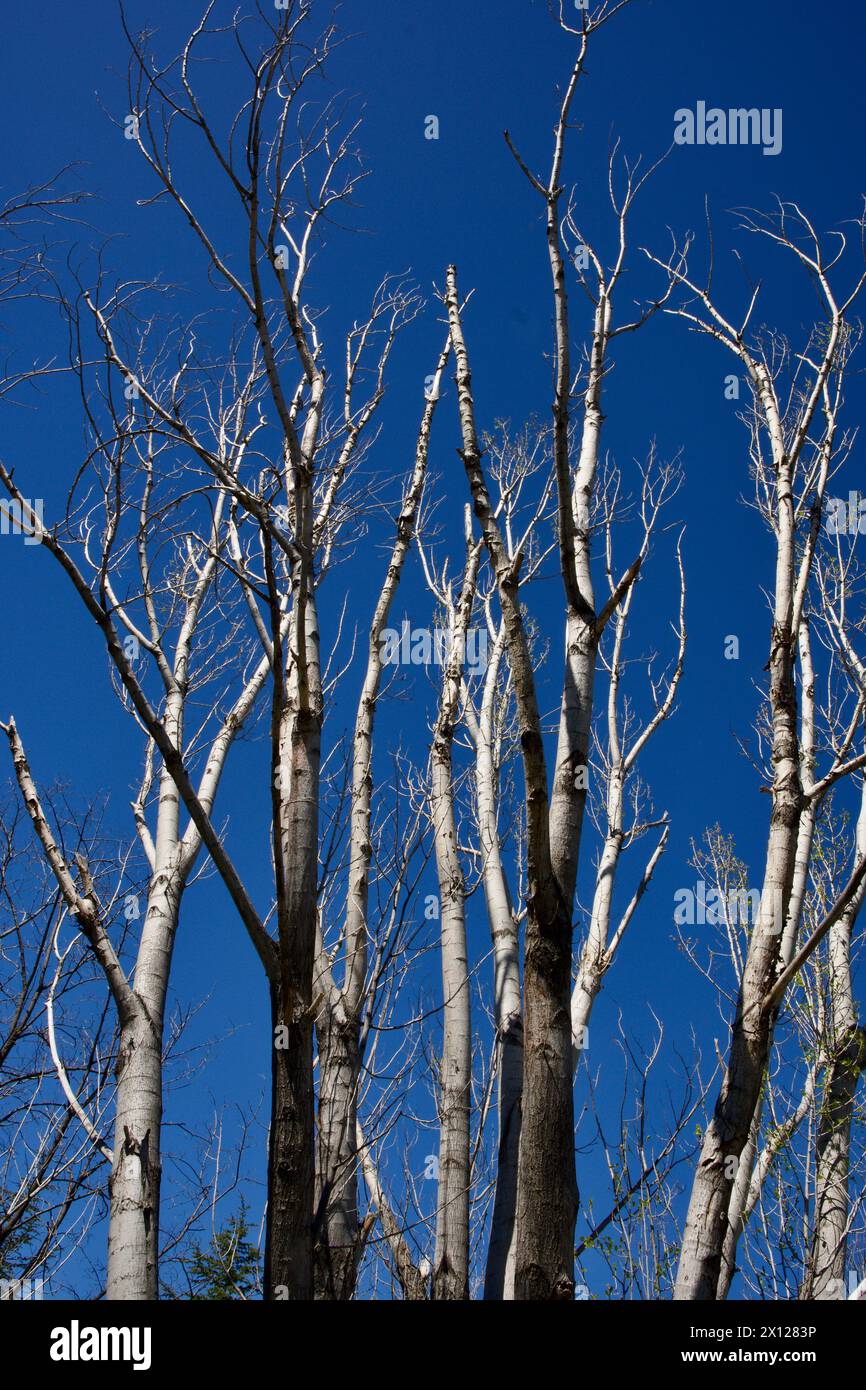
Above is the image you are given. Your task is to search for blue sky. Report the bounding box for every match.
[1,0,865,1296]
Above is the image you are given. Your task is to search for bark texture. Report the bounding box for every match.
[476,630,523,1300]
[313,342,449,1299]
[802,786,866,1300]
[445,266,577,1300]
[429,538,480,1301]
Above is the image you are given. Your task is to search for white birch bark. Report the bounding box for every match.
[502,11,664,1289]
[802,781,866,1299]
[716,620,817,1297]
[314,340,450,1299]
[675,366,803,1299]
[3,467,275,1298]
[661,220,857,1298]
[429,534,481,1301]
[445,264,578,1299]
[571,494,683,1059]
[644,213,862,1299]
[468,626,524,1300]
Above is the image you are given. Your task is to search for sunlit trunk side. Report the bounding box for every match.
[314,340,450,1299]
[802,782,866,1300]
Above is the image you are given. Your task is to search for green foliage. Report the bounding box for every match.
[186,1202,261,1301]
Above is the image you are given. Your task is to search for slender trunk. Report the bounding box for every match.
[515,359,608,1292]
[548,302,607,913]
[509,52,603,1297]
[483,1022,522,1299]
[674,688,800,1298]
[266,976,315,1299]
[263,335,323,1294]
[570,773,623,1051]
[313,341,449,1299]
[106,854,181,1301]
[715,1103,762,1303]
[430,765,471,1300]
[531,297,608,1300]
[356,1121,428,1300]
[802,785,866,1300]
[478,631,523,1301]
[717,621,817,1298]
[313,1000,359,1299]
[514,882,576,1300]
[802,1025,866,1299]
[107,674,187,1302]
[675,427,800,1301]
[445,267,576,1299]
[717,1066,818,1300]
[665,260,844,1297]
[268,597,322,1299]
[430,544,478,1302]
[570,593,629,1050]
[106,1013,163,1300]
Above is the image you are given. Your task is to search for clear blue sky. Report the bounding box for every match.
[1,0,864,1295]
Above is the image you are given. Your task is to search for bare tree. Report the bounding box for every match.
[0,423,275,1298]
[495,0,673,1296]
[647,202,866,1298]
[0,790,116,1296]
[312,337,451,1300]
[571,452,684,1054]
[0,6,426,1301]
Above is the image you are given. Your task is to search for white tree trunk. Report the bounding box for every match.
[716,620,817,1299]
[106,852,181,1300]
[314,341,449,1299]
[474,628,523,1301]
[802,784,866,1299]
[675,378,800,1301]
[429,541,480,1301]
